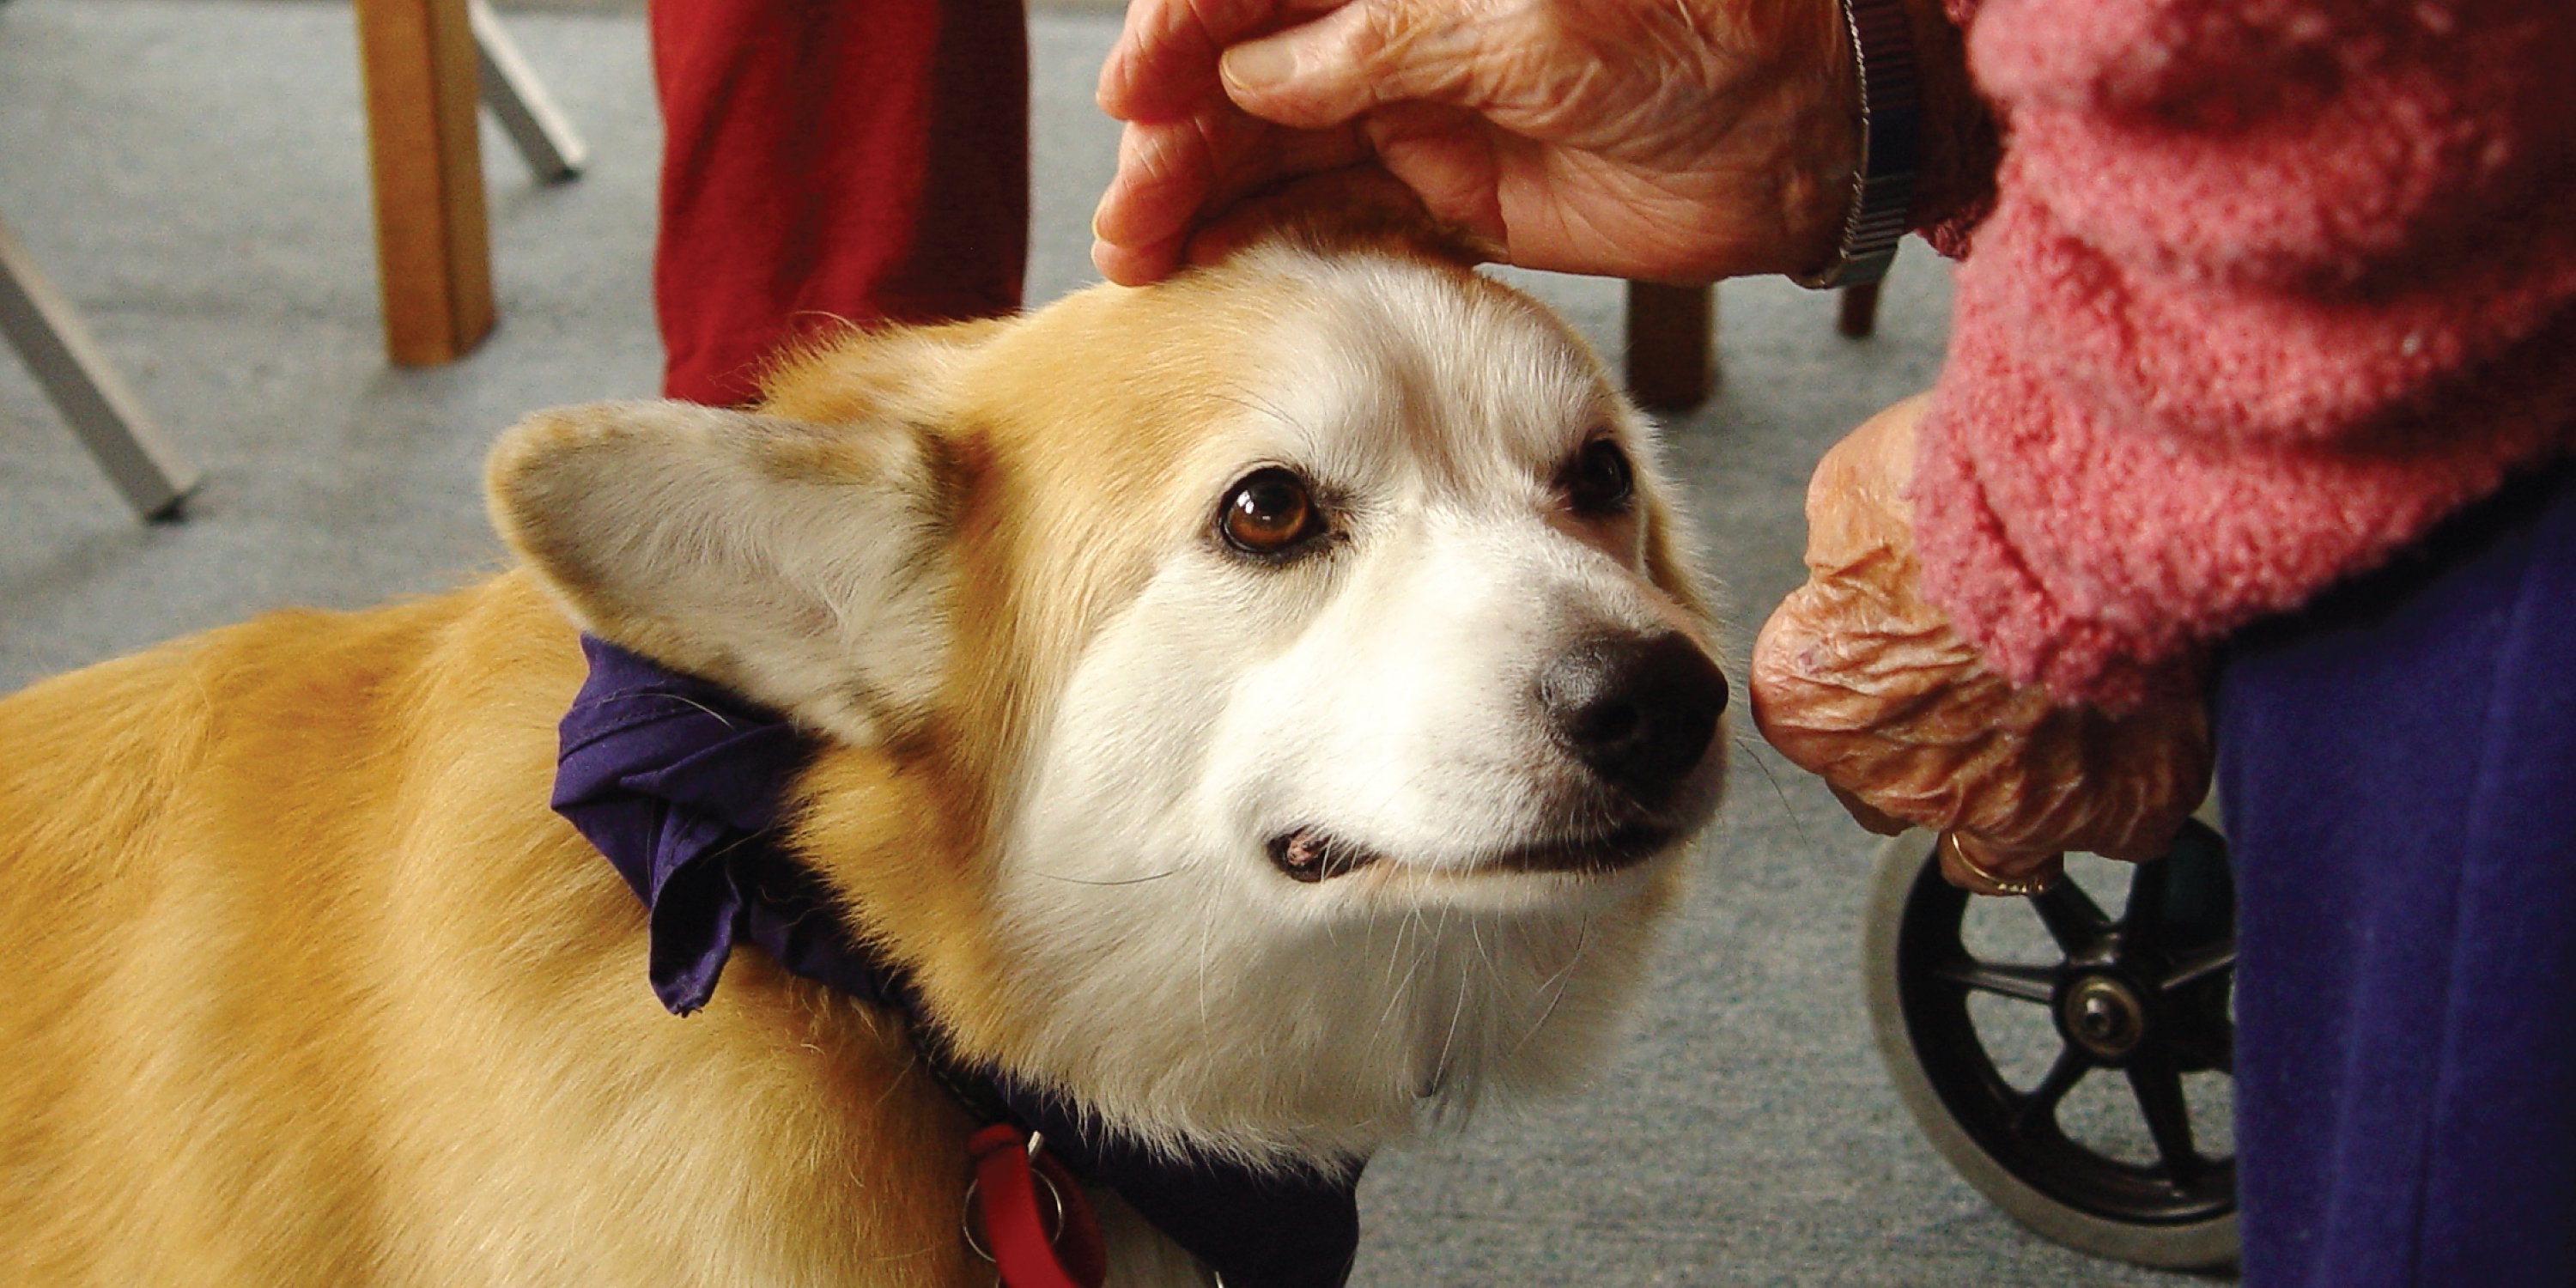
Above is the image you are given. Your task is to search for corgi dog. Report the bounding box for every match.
[0,220,1727,1286]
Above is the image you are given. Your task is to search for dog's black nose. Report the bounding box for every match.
[1540,632,1728,806]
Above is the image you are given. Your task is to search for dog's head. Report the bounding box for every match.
[489,231,1725,1163]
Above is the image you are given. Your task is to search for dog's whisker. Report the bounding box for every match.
[1196,885,1218,1040]
[874,1047,929,1114]
[1032,868,1190,886]
[1506,916,1592,1062]
[1735,732,1815,851]
[1428,910,1473,1101]
[649,691,744,728]
[781,307,859,335]
[1376,907,1431,1037]
[1405,910,1441,1014]
[1206,384,1312,438]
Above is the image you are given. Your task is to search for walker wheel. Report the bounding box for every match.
[1862,819,2240,1270]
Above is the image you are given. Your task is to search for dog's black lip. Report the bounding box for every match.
[1478,821,1679,875]
[1267,822,1680,883]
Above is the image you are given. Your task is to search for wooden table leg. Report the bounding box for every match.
[352,0,495,367]
[1624,281,1715,412]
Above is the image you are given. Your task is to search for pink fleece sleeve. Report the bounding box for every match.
[1907,0,2576,708]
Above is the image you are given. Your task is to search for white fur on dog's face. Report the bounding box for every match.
[990,249,1722,1163]
[492,243,1723,1176]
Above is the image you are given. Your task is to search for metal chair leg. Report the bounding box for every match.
[1837,280,1884,338]
[0,216,199,520]
[468,0,586,183]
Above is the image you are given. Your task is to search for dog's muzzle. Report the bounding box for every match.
[1264,631,1727,885]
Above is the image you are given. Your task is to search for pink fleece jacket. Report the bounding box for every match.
[1906,0,2576,708]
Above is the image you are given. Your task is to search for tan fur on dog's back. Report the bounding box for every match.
[0,580,977,1285]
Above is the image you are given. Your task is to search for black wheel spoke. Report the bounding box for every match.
[2013,1043,2093,1133]
[1930,957,2058,1004]
[2127,1058,2201,1182]
[2030,878,2111,955]
[2160,942,2236,992]
[2122,860,2169,942]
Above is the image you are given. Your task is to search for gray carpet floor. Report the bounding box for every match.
[1,2,2221,1283]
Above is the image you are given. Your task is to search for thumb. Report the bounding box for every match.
[1219,0,1476,130]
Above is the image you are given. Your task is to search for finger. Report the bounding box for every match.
[1938,830,2065,897]
[1098,107,1372,246]
[2095,810,2193,865]
[1095,109,1277,252]
[1219,0,1483,131]
[1166,133,1389,267]
[1826,783,1912,836]
[1364,101,1508,248]
[1092,233,1188,288]
[1176,165,1405,269]
[1095,112,1376,285]
[1801,392,1933,562]
[1176,164,1506,269]
[1100,0,1351,122]
[1100,0,1257,121]
[1094,118,1227,252]
[1953,830,2060,880]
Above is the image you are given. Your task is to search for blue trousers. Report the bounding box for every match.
[2218,459,2576,1286]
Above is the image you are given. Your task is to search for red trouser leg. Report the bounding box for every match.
[649,0,1029,405]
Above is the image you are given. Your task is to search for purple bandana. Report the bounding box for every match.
[553,636,1360,1287]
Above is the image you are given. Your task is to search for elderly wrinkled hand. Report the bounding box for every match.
[1090,0,1862,286]
[1748,396,2214,895]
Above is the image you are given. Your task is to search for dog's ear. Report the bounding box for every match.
[488,374,971,747]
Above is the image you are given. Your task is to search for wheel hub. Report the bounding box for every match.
[2062,974,2149,1061]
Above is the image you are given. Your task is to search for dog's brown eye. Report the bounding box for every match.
[1219,467,1322,556]
[1563,439,1635,516]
